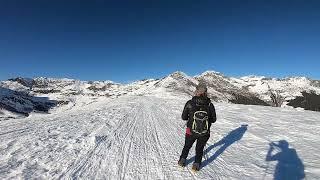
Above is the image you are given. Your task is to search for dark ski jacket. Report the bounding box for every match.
[181,96,217,131]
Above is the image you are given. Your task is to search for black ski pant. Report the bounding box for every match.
[180,133,210,164]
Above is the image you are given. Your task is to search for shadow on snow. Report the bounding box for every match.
[186,124,248,167]
[265,140,305,180]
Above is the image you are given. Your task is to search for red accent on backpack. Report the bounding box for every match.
[186,127,191,135]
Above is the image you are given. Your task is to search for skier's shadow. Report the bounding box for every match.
[266,140,305,180]
[186,124,248,167]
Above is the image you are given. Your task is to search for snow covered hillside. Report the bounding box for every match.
[0,93,319,179]
[1,71,320,116]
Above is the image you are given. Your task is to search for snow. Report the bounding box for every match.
[240,75,267,81]
[1,91,319,179]
[229,75,320,102]
[1,71,320,179]
[197,70,222,76]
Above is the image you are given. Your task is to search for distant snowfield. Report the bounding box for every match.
[0,94,319,179]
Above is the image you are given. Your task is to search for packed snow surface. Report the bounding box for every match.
[0,93,319,179]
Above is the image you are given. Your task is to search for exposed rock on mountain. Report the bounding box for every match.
[0,87,58,116]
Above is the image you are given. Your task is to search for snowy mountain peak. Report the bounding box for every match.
[284,76,310,82]
[195,70,228,82]
[168,71,189,78]
[198,70,222,76]
[34,77,73,81]
[8,77,35,88]
[240,75,267,81]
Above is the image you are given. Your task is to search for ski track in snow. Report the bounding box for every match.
[0,95,320,179]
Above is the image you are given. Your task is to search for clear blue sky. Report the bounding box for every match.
[1,0,320,82]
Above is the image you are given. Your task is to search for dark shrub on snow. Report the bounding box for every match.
[229,93,270,106]
[288,91,320,112]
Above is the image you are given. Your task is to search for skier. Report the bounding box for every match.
[178,83,217,171]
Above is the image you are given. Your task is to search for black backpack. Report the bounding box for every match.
[191,103,210,135]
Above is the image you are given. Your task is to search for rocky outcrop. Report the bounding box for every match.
[0,87,58,116]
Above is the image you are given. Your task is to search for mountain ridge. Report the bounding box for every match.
[1,70,320,116]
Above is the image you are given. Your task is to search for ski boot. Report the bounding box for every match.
[191,163,200,172]
[178,158,186,167]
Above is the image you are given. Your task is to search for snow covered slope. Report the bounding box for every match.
[0,93,319,179]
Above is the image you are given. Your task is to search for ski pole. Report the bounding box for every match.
[262,161,269,180]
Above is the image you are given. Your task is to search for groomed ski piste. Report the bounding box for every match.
[1,92,319,179]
